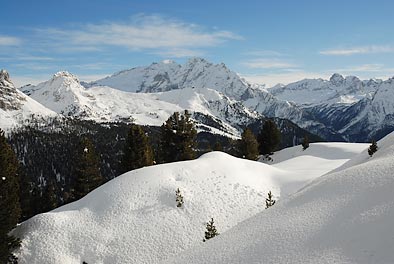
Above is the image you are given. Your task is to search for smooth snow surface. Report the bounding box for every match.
[268,142,368,196]
[14,142,367,264]
[166,134,394,264]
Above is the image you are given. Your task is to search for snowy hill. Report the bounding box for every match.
[13,142,367,263]
[0,69,56,130]
[166,134,394,264]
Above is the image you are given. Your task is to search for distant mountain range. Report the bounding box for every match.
[2,57,394,141]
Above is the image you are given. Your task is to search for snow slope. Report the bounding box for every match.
[0,69,56,131]
[268,142,368,196]
[167,134,394,264]
[13,142,367,263]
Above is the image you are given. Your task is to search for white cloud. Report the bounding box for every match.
[153,48,205,58]
[242,58,297,69]
[320,45,394,55]
[0,35,21,46]
[11,73,110,87]
[35,15,242,57]
[333,64,385,72]
[77,74,110,82]
[243,50,284,57]
[16,56,54,61]
[11,74,49,87]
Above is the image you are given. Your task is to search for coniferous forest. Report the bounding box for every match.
[4,114,320,222]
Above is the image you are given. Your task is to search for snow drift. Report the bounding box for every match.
[13,142,366,263]
[166,133,394,264]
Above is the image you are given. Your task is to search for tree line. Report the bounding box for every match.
[0,110,318,262]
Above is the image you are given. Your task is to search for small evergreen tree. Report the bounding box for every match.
[258,119,281,155]
[41,179,58,212]
[175,188,184,208]
[72,137,103,200]
[159,110,197,163]
[368,140,378,157]
[120,124,154,173]
[0,129,21,263]
[302,135,310,151]
[213,141,223,151]
[240,128,259,160]
[203,218,219,242]
[18,166,34,221]
[265,191,276,209]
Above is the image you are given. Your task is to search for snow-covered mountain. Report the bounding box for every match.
[266,73,394,141]
[90,58,254,101]
[89,58,330,138]
[167,132,394,264]
[21,71,260,136]
[268,73,378,106]
[0,69,56,130]
[13,58,394,141]
[13,142,368,263]
[336,77,394,141]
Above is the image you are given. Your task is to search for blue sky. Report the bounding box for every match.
[2,0,394,87]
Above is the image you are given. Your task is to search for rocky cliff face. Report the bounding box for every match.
[0,70,56,131]
[0,69,26,111]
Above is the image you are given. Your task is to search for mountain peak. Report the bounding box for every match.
[161,59,176,64]
[187,57,209,65]
[52,71,80,83]
[329,73,345,85]
[0,69,15,89]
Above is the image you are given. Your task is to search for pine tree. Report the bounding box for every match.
[240,128,259,160]
[213,141,223,151]
[159,110,197,163]
[203,218,219,242]
[302,134,310,151]
[120,124,154,173]
[265,191,276,209]
[72,137,103,200]
[175,188,184,208]
[18,166,34,221]
[0,129,21,263]
[258,119,281,155]
[368,140,378,157]
[41,179,58,212]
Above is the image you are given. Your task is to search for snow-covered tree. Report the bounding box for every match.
[368,140,378,157]
[265,191,276,209]
[175,188,184,208]
[0,128,21,263]
[203,218,219,242]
